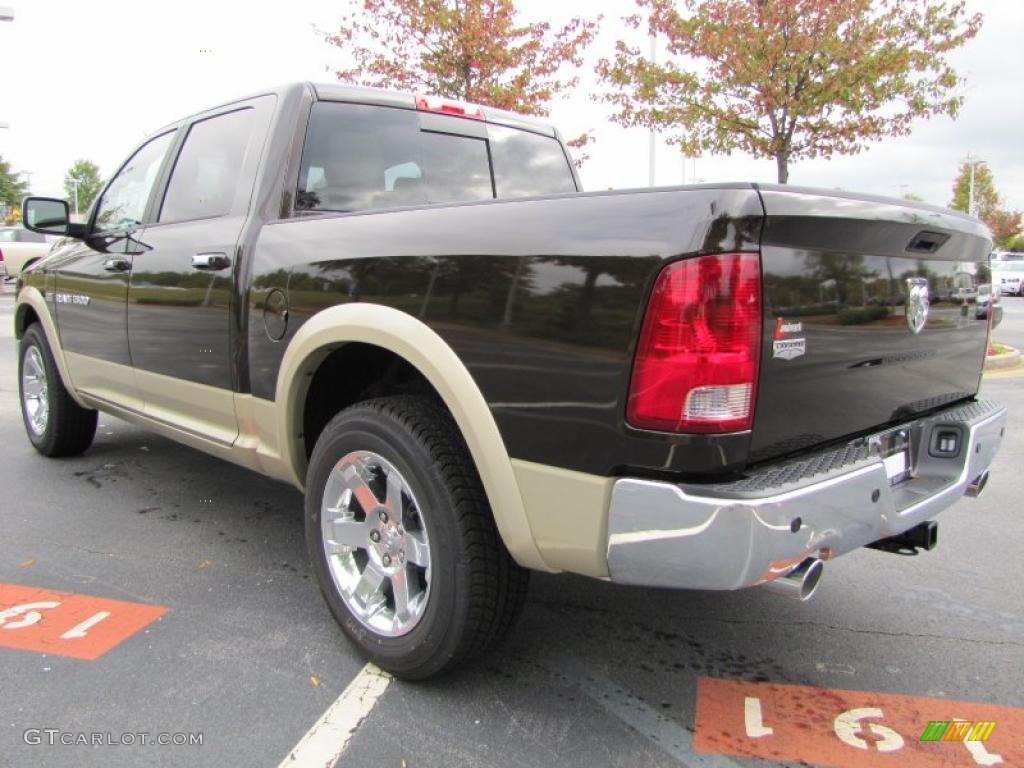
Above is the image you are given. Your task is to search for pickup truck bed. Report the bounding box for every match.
[14,82,1006,678]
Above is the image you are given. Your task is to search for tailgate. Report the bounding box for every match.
[751,187,993,463]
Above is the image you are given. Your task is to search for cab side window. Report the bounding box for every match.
[94,131,175,232]
[159,108,256,224]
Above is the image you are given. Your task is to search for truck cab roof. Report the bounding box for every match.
[152,82,557,139]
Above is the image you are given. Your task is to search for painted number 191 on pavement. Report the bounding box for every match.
[0,583,167,660]
[694,677,1022,768]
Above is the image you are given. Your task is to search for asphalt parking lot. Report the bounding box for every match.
[992,294,1024,352]
[1,283,1022,768]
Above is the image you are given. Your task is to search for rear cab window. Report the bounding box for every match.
[295,101,575,215]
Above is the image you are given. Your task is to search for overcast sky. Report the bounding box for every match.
[1,0,1021,213]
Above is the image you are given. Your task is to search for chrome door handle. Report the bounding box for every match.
[103,256,130,272]
[192,252,231,270]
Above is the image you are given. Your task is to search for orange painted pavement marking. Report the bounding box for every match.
[0,583,168,660]
[694,676,1023,768]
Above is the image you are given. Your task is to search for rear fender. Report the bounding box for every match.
[275,302,552,572]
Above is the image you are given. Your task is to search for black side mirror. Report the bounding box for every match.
[22,197,88,238]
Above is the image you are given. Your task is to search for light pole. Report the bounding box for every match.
[1,8,13,137]
[67,175,83,216]
[963,152,986,218]
[1,8,12,135]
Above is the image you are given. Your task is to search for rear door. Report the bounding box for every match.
[126,96,273,444]
[54,130,177,409]
[752,188,993,463]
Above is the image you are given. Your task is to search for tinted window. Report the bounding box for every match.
[95,131,175,232]
[488,124,576,197]
[297,102,497,213]
[419,131,493,203]
[160,108,255,223]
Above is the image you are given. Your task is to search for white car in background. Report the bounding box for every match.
[0,226,55,280]
[993,260,1024,297]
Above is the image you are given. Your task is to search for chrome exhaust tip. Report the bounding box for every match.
[762,557,823,602]
[966,469,989,498]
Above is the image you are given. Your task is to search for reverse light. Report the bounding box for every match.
[627,252,763,433]
[415,94,485,120]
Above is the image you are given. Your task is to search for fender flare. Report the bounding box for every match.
[14,286,89,409]
[275,303,552,572]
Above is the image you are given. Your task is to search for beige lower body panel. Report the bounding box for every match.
[77,389,294,487]
[134,368,239,446]
[64,353,293,486]
[512,459,613,579]
[64,351,143,414]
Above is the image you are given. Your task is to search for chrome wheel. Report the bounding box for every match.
[22,346,49,436]
[321,450,432,637]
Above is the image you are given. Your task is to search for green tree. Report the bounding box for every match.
[322,0,599,117]
[0,155,29,210]
[950,163,1022,249]
[63,159,104,216]
[950,162,999,219]
[597,0,983,183]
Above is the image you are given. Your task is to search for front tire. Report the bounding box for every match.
[305,396,528,680]
[19,324,98,457]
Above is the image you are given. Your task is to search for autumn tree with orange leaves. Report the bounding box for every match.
[597,0,983,183]
[324,0,598,117]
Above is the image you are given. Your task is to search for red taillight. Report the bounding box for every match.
[627,252,762,433]
[415,94,485,119]
[0,247,4,262]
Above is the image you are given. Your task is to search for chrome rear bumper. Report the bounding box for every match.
[606,399,1006,591]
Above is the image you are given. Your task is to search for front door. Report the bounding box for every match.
[55,130,177,410]
[127,99,271,444]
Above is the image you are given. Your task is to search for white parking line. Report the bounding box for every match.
[277,663,392,768]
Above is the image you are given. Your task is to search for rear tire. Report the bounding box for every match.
[19,324,98,457]
[305,395,528,680]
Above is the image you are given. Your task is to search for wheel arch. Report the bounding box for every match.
[14,286,89,408]
[276,303,552,572]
